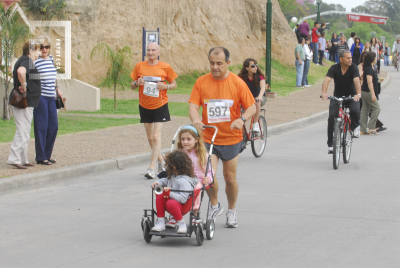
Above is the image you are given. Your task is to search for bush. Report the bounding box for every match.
[27,0,66,18]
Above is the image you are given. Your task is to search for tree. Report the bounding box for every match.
[0,2,31,120]
[90,44,132,109]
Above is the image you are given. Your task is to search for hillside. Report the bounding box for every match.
[32,0,297,85]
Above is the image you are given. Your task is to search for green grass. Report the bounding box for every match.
[65,99,194,117]
[0,116,140,143]
[98,57,333,98]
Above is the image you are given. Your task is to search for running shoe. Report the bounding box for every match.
[252,122,260,134]
[177,220,187,234]
[225,209,238,228]
[203,202,224,224]
[328,147,333,154]
[353,126,360,138]
[151,219,165,232]
[145,169,155,179]
[304,85,311,88]
[166,216,176,227]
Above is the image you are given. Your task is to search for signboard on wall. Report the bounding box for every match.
[142,27,160,61]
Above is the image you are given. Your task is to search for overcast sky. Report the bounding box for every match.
[323,0,366,12]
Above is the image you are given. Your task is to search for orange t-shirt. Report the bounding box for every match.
[189,72,255,145]
[130,61,178,110]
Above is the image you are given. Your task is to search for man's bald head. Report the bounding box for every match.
[208,47,230,62]
[147,42,160,51]
[147,42,161,61]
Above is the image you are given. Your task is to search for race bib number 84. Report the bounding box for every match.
[207,102,231,123]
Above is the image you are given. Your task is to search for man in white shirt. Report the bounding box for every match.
[347,32,356,49]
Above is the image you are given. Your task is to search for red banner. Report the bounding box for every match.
[347,14,387,25]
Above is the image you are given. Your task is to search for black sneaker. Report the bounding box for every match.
[377,126,387,132]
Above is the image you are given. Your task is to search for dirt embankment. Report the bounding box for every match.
[42,0,297,85]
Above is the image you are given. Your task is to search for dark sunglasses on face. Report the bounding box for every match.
[250,64,257,68]
[40,45,50,49]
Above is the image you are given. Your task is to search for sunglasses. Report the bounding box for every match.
[250,64,257,68]
[40,45,50,49]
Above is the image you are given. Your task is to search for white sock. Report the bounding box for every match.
[212,204,219,209]
[228,209,235,213]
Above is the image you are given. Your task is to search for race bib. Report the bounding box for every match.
[143,81,159,97]
[207,101,230,123]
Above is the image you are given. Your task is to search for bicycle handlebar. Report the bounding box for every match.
[320,95,354,101]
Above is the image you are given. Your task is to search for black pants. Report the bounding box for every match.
[377,58,380,73]
[319,51,324,64]
[327,99,360,147]
[353,54,360,65]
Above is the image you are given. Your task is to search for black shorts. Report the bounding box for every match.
[204,140,243,161]
[139,103,171,123]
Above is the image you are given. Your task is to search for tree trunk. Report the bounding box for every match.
[114,83,117,109]
[3,81,11,120]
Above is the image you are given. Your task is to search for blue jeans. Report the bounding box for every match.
[312,42,319,63]
[302,59,310,86]
[33,96,59,162]
[384,55,389,66]
[335,53,339,63]
[295,59,304,87]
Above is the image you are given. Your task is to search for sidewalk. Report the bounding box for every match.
[0,70,388,179]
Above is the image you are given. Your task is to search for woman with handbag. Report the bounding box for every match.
[33,35,63,165]
[7,41,42,169]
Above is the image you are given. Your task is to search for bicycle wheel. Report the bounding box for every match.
[332,121,341,170]
[342,123,352,164]
[251,115,267,157]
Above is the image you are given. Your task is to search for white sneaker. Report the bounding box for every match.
[353,126,360,138]
[252,122,260,133]
[166,216,176,227]
[304,85,311,88]
[145,169,155,179]
[203,203,224,224]
[328,147,333,154]
[225,209,238,228]
[151,219,165,232]
[177,220,187,234]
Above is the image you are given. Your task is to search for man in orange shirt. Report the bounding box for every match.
[189,47,256,228]
[131,43,178,179]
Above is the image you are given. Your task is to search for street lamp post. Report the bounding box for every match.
[316,0,322,23]
[266,0,272,92]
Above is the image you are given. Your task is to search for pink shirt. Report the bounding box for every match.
[185,149,214,184]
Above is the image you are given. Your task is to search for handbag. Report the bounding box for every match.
[9,88,27,109]
[55,95,64,109]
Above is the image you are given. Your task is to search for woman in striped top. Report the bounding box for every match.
[33,35,63,165]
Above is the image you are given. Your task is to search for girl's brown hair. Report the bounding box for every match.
[238,58,266,88]
[177,125,208,173]
[165,150,194,179]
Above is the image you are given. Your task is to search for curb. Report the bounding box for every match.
[1,72,390,195]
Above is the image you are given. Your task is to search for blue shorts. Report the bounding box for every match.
[204,140,243,161]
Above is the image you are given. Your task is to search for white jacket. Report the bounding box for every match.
[303,44,313,60]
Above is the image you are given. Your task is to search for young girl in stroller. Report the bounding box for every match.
[151,150,199,233]
[164,125,214,227]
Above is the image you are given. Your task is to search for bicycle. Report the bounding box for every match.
[241,100,267,157]
[327,96,354,169]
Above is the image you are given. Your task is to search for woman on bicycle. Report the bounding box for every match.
[238,58,266,133]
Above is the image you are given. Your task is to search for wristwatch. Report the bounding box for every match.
[134,80,137,86]
[240,116,246,123]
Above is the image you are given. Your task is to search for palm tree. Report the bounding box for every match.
[90,43,132,109]
[0,2,31,120]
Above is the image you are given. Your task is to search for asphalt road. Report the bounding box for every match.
[1,66,399,268]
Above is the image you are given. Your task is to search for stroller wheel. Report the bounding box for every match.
[206,219,215,240]
[196,225,204,246]
[143,220,153,243]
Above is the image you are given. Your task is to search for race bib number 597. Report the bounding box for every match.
[207,102,230,123]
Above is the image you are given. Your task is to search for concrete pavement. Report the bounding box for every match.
[0,66,399,267]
